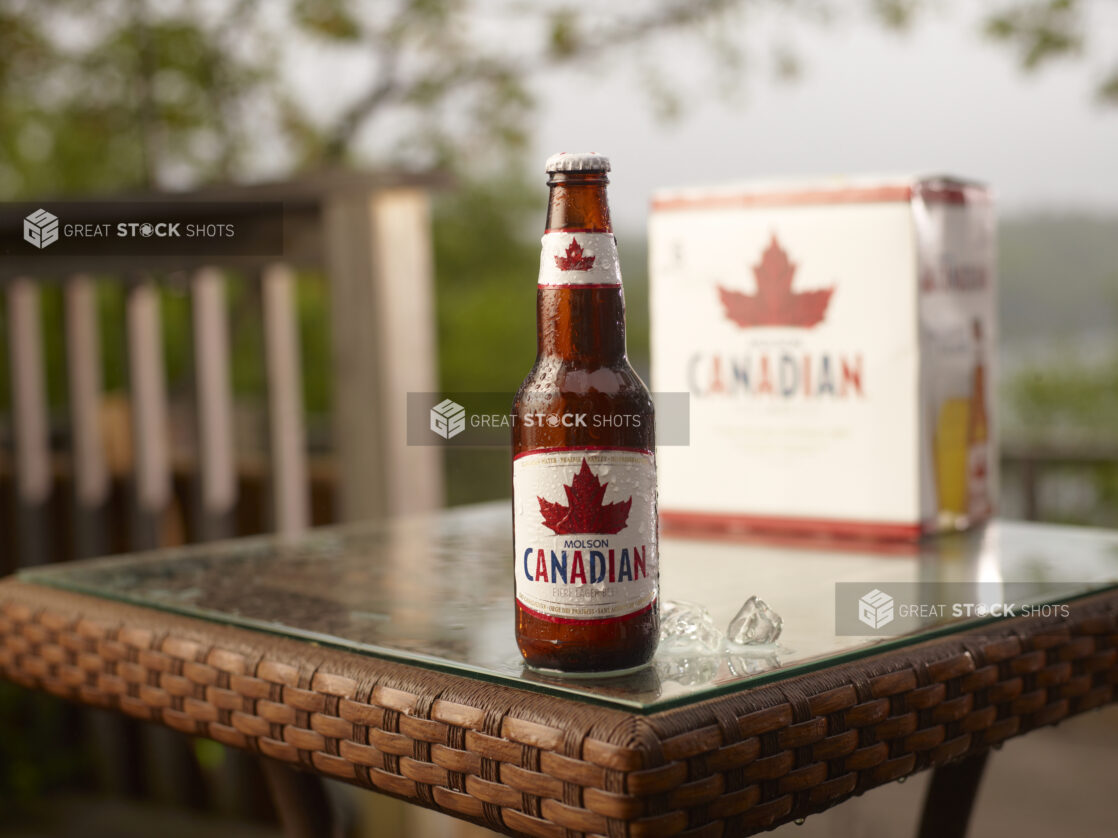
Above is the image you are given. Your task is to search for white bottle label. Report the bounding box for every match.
[538,232,622,287]
[514,448,658,622]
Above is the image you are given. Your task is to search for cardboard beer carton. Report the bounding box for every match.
[649,175,996,540]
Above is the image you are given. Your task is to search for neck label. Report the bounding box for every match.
[538,232,622,287]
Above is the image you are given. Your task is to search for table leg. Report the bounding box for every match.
[917,750,990,838]
[260,759,340,838]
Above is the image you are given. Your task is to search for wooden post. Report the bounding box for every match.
[324,187,443,523]
[6,277,51,567]
[125,276,207,808]
[323,182,448,838]
[260,263,342,832]
[125,277,172,550]
[262,262,310,535]
[191,267,237,541]
[65,275,110,558]
[67,275,149,797]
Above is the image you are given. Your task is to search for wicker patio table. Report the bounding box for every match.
[1,502,1116,837]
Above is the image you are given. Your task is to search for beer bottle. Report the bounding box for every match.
[512,152,659,673]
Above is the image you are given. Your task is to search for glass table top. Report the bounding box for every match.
[20,502,1118,712]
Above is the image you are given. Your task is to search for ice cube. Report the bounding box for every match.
[659,600,723,652]
[725,652,781,677]
[727,596,783,645]
[655,654,720,686]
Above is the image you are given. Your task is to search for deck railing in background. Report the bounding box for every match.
[1000,442,1118,525]
[1,170,446,571]
[0,171,450,834]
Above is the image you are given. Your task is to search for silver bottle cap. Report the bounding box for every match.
[545,152,611,173]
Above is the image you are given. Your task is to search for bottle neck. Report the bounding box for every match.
[545,172,612,232]
[538,172,626,363]
[536,285,627,362]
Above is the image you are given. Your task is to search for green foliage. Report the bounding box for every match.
[548,12,581,60]
[984,0,1083,71]
[1003,329,1118,526]
[0,0,1114,200]
[871,0,924,31]
[0,284,68,414]
[1098,68,1118,104]
[985,216,1118,525]
[0,1,268,196]
[225,276,265,409]
[0,684,88,810]
[295,276,333,416]
[192,738,226,772]
[432,174,542,392]
[159,284,192,398]
[96,283,128,397]
[1007,352,1118,442]
[293,0,363,41]
[431,174,536,504]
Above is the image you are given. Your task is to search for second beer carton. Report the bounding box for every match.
[650,175,996,540]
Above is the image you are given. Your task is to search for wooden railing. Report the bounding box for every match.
[1,170,446,570]
[1000,442,1118,525]
[0,171,452,827]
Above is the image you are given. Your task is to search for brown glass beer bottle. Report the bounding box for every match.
[512,152,659,673]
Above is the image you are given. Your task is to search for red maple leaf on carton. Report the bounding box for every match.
[554,238,596,271]
[539,458,631,534]
[718,235,834,328]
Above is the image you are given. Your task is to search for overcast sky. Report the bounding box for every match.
[527,5,1118,231]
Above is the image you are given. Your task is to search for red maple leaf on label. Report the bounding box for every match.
[538,458,631,534]
[718,235,834,328]
[554,238,596,271]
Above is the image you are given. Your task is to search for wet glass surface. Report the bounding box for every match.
[20,502,1118,711]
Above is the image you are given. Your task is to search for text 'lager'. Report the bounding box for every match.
[512,152,659,673]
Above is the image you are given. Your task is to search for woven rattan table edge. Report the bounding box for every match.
[1,578,1115,838]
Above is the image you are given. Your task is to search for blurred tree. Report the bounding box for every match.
[1008,353,1118,443]
[1,0,1113,484]
[1004,348,1118,526]
[0,0,1114,198]
[434,174,539,390]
